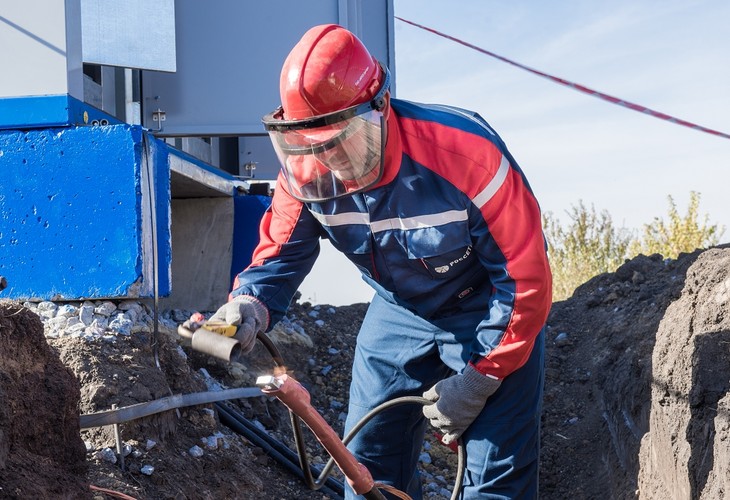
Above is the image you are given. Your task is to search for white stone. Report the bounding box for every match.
[202,436,220,450]
[120,308,137,322]
[38,308,57,320]
[79,305,95,325]
[97,447,117,464]
[67,322,87,334]
[110,314,133,335]
[119,300,143,313]
[94,301,117,317]
[84,325,105,337]
[57,304,78,317]
[37,301,58,313]
[46,316,68,331]
[91,317,109,330]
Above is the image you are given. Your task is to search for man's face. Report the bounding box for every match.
[313,124,376,181]
[266,104,386,202]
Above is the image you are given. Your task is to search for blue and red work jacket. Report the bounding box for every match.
[232,99,552,380]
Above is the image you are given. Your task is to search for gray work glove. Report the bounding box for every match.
[422,364,502,444]
[208,295,269,354]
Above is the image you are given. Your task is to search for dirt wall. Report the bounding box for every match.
[0,301,89,499]
[638,248,730,499]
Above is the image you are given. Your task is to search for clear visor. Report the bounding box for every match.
[266,108,385,202]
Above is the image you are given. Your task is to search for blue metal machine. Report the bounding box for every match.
[0,0,393,310]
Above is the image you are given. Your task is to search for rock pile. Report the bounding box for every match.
[25,299,172,339]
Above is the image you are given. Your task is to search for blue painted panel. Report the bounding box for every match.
[230,194,271,287]
[143,132,172,297]
[0,95,120,130]
[0,124,170,300]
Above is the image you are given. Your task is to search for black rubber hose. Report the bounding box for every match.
[215,402,300,466]
[215,403,344,499]
[214,401,346,496]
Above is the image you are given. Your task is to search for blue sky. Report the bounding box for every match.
[301,1,730,305]
[393,0,730,238]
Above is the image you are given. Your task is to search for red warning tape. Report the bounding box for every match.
[396,16,730,140]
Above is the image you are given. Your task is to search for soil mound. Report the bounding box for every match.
[0,301,88,499]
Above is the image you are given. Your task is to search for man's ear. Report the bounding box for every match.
[382,92,392,121]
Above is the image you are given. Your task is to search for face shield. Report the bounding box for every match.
[263,67,390,203]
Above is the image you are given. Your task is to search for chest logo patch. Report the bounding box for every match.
[434,265,450,274]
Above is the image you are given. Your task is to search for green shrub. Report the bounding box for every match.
[629,191,724,260]
[542,192,724,302]
[543,202,632,301]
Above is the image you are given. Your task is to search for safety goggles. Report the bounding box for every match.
[263,67,390,202]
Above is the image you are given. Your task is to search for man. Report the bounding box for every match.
[210,24,552,499]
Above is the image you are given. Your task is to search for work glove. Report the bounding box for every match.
[208,295,270,354]
[422,364,501,445]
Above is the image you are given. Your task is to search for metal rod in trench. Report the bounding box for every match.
[112,404,126,471]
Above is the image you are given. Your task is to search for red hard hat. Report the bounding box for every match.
[280,24,384,120]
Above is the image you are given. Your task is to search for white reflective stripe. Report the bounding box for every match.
[309,210,370,227]
[309,208,468,231]
[370,209,468,233]
[472,155,510,208]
